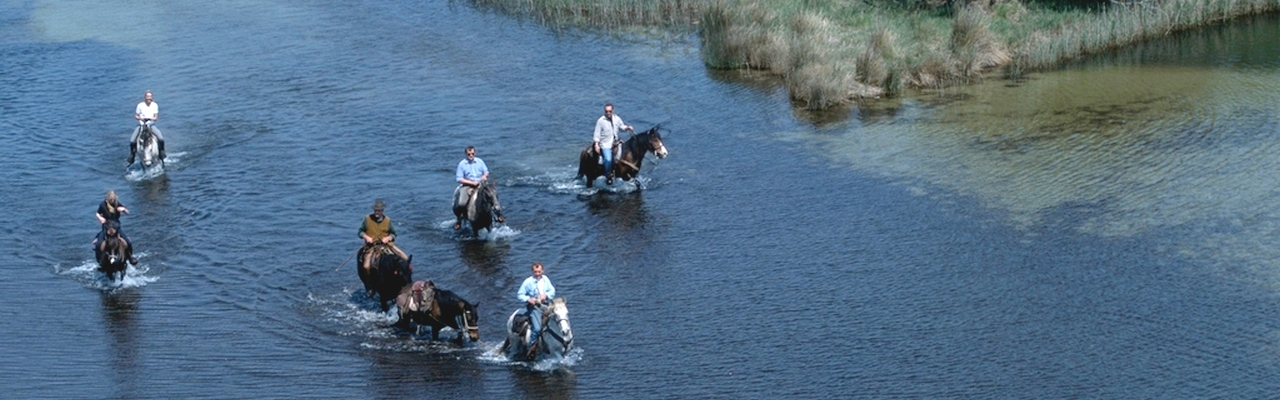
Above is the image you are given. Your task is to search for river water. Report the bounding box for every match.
[2,1,1279,398]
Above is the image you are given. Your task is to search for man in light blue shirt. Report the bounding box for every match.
[453,146,488,230]
[517,262,555,355]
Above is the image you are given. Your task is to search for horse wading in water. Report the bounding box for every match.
[356,244,413,312]
[134,122,163,171]
[453,179,505,236]
[95,222,134,282]
[577,126,668,188]
[502,297,573,361]
[395,280,480,343]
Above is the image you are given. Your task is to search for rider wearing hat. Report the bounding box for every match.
[359,199,408,273]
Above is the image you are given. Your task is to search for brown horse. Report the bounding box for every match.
[95,232,132,282]
[395,280,480,343]
[577,126,668,188]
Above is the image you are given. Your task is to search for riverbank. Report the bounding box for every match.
[471,0,1280,109]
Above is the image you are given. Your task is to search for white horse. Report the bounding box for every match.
[134,121,164,172]
[501,297,573,362]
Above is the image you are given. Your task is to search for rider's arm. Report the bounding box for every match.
[615,116,633,132]
[358,218,371,241]
[384,221,396,241]
[456,161,469,185]
[96,212,107,225]
[517,279,534,303]
[543,279,555,300]
[593,118,607,145]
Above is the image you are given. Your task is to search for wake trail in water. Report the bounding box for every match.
[57,252,159,291]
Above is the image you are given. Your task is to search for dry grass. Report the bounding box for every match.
[471,0,1280,108]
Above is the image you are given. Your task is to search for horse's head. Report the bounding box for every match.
[642,127,668,159]
[548,297,572,343]
[478,179,504,221]
[459,300,480,342]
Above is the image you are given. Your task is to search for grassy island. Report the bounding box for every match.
[475,0,1280,109]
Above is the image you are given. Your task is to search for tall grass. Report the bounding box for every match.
[471,0,1280,108]
[469,0,709,31]
[1012,0,1280,73]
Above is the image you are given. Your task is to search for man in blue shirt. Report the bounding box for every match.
[517,262,555,357]
[453,146,489,230]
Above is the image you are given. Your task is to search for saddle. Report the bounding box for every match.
[409,280,435,313]
[512,314,530,333]
[592,143,621,165]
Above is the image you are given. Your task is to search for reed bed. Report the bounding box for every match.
[469,0,709,31]
[471,0,1280,109]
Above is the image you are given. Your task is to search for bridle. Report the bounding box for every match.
[458,307,480,338]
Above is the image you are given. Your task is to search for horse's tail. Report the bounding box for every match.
[575,147,590,179]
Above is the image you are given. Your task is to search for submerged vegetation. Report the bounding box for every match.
[472,0,1280,109]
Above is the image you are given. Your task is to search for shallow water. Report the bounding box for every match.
[2,2,1279,398]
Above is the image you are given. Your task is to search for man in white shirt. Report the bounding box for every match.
[129,90,166,163]
[593,103,633,185]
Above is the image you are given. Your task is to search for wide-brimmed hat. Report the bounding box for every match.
[372,199,386,211]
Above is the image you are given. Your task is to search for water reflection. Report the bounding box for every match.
[784,12,1280,281]
[583,192,649,230]
[132,173,170,202]
[457,240,511,276]
[363,349,485,399]
[100,290,141,399]
[510,368,578,400]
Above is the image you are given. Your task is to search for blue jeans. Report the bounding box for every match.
[601,146,613,178]
[525,304,544,347]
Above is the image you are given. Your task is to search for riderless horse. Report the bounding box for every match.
[394,280,480,343]
[501,297,573,361]
[95,223,133,282]
[577,126,668,188]
[355,244,413,312]
[453,179,505,236]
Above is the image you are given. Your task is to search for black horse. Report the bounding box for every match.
[453,179,505,236]
[356,244,413,312]
[95,230,132,282]
[577,126,669,188]
[395,280,480,343]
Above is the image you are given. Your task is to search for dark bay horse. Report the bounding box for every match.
[395,280,480,343]
[356,244,412,312]
[453,179,505,236]
[95,233,132,282]
[577,126,668,188]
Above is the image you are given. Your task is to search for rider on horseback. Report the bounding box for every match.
[454,146,489,230]
[593,103,634,185]
[91,190,136,264]
[128,90,166,164]
[517,261,556,359]
[358,199,408,274]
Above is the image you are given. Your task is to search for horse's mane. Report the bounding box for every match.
[434,288,472,310]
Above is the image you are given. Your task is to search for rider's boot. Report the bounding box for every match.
[127,142,137,164]
[158,139,167,160]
